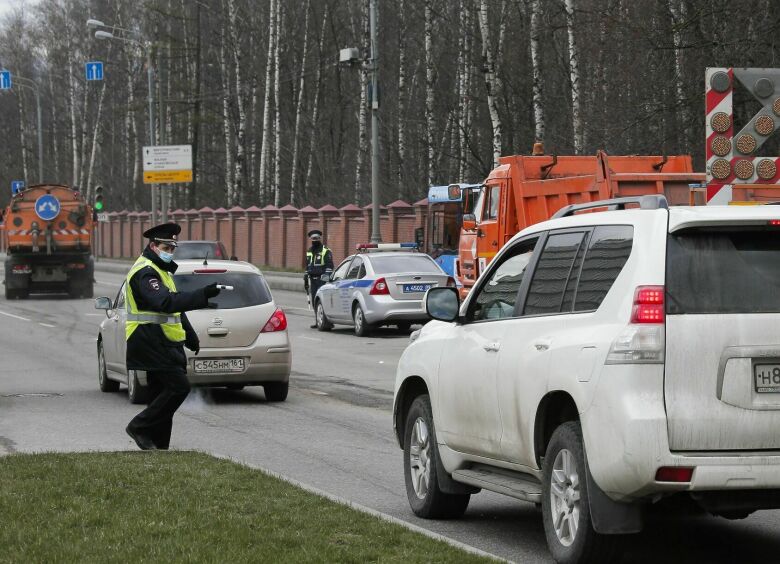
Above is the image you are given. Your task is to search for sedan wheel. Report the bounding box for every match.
[316,301,333,331]
[127,370,149,405]
[98,341,119,392]
[353,304,371,337]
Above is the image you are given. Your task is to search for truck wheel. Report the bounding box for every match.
[98,341,119,392]
[127,370,149,404]
[404,395,470,519]
[315,300,333,331]
[353,304,372,337]
[542,421,619,564]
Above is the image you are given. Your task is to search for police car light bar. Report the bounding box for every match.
[356,242,418,252]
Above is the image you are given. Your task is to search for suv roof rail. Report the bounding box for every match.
[552,195,669,219]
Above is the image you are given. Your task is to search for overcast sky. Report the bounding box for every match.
[0,0,33,19]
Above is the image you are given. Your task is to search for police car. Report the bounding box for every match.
[314,243,455,336]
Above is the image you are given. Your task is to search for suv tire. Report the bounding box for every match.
[404,395,470,519]
[98,341,119,392]
[316,300,333,331]
[542,421,618,564]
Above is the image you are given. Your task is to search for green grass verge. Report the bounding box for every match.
[0,451,493,563]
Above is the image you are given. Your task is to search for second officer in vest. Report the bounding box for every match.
[304,229,333,328]
[125,222,220,450]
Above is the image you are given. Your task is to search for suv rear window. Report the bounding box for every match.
[174,272,272,309]
[369,255,442,274]
[667,228,780,314]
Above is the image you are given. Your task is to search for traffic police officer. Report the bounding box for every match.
[304,229,333,328]
[124,222,221,450]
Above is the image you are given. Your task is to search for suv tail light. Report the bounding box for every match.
[606,285,665,364]
[370,278,389,295]
[261,308,287,333]
[12,265,31,274]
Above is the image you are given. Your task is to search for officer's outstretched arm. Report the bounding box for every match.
[131,268,209,313]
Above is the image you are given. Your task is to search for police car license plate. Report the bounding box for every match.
[754,364,780,393]
[403,284,432,293]
[194,358,245,374]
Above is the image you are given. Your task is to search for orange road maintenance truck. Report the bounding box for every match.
[2,184,95,299]
[453,145,705,295]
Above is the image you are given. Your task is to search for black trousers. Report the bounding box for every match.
[309,278,324,306]
[127,369,191,449]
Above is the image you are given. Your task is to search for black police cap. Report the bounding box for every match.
[307,229,323,240]
[143,222,181,246]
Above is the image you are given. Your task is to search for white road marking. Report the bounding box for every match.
[84,313,104,316]
[38,323,56,328]
[0,310,30,322]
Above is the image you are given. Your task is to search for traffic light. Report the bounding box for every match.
[94,185,104,211]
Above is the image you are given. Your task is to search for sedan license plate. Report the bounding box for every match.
[754,364,780,393]
[403,283,432,293]
[194,358,245,374]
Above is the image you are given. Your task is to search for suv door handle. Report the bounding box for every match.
[483,342,501,352]
[534,339,551,351]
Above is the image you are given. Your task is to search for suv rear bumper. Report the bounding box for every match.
[582,365,780,503]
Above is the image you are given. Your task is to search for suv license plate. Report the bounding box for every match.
[194,358,245,374]
[403,284,432,293]
[754,364,780,393]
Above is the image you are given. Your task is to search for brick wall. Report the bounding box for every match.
[3,201,431,269]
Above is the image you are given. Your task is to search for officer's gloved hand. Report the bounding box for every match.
[203,282,221,299]
[186,336,200,356]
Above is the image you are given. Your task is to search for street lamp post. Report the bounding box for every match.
[89,19,159,224]
[14,76,43,184]
[339,0,381,243]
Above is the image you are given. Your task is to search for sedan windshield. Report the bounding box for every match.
[369,255,442,274]
[174,272,272,309]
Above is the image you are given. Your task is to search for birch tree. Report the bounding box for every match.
[478,0,503,167]
[396,0,407,198]
[353,0,370,204]
[424,0,435,185]
[228,0,248,204]
[272,1,283,206]
[668,0,688,151]
[530,0,545,143]
[219,21,235,203]
[289,0,311,206]
[258,0,276,202]
[564,0,583,153]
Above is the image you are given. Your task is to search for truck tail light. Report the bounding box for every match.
[606,285,665,365]
[66,263,86,270]
[370,278,389,295]
[655,467,694,483]
[12,265,31,274]
[261,308,287,333]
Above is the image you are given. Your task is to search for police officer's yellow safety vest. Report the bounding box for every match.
[306,246,331,266]
[125,257,186,343]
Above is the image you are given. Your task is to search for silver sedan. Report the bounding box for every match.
[314,247,454,336]
[95,260,291,403]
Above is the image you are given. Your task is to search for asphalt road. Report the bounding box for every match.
[1,269,779,563]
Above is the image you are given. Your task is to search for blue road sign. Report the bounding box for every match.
[85,61,103,81]
[35,194,61,221]
[0,70,11,89]
[11,180,24,194]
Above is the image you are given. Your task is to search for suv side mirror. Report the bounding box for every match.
[94,296,112,310]
[425,287,460,322]
[462,213,477,231]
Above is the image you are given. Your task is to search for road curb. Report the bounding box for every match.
[210,451,509,563]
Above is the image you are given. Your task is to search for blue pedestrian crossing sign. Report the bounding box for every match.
[85,61,103,81]
[35,194,61,221]
[0,70,11,89]
[11,180,24,194]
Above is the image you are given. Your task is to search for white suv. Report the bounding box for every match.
[392,196,780,563]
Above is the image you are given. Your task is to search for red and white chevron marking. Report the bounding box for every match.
[705,67,733,204]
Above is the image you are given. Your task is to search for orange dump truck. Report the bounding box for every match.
[457,148,705,293]
[2,184,94,299]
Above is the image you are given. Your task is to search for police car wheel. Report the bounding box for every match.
[127,370,150,404]
[97,341,119,393]
[353,304,372,337]
[316,301,333,331]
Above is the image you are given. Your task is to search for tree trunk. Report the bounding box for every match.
[669,0,688,151]
[86,81,108,195]
[220,21,234,204]
[564,0,583,153]
[459,0,473,182]
[530,0,545,143]
[353,0,370,205]
[305,5,329,201]
[425,0,435,185]
[228,0,247,205]
[67,49,79,187]
[272,0,283,206]
[17,91,29,183]
[396,0,407,199]
[258,0,276,203]
[289,0,311,207]
[478,0,503,167]
[47,72,59,180]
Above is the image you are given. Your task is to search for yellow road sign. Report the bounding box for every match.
[143,170,193,184]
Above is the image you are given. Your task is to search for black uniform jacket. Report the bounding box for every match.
[305,244,334,278]
[126,246,209,372]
